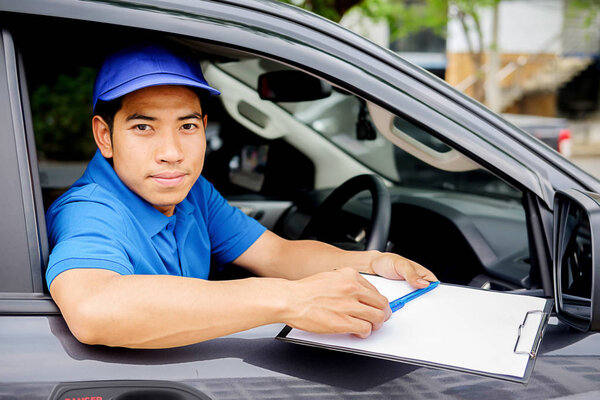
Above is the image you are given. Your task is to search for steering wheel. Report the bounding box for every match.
[300,174,391,251]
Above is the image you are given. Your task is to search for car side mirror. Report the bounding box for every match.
[258,70,331,102]
[553,189,600,331]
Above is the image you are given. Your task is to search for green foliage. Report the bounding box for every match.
[278,0,358,21]
[31,67,97,161]
[357,0,446,39]
[278,0,506,42]
[280,0,445,35]
[568,0,600,26]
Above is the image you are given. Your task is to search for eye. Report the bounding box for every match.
[181,123,201,133]
[181,123,197,130]
[135,124,151,131]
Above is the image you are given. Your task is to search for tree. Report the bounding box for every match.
[280,0,502,105]
[278,0,363,22]
[361,0,502,105]
[32,67,97,160]
[280,0,447,38]
[569,0,600,26]
[449,0,502,106]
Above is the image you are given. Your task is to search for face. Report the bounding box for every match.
[93,85,208,217]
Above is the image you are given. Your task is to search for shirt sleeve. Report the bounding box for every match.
[45,190,134,289]
[200,179,267,265]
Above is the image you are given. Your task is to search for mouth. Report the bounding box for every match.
[150,171,187,187]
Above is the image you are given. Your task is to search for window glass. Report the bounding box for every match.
[217,60,521,201]
[215,58,530,288]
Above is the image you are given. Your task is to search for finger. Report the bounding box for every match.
[413,261,438,282]
[393,258,432,288]
[329,279,390,330]
[345,304,387,333]
[356,272,382,292]
[354,286,392,323]
[349,318,373,339]
[337,268,391,312]
[355,274,391,307]
[405,258,438,284]
[357,286,390,311]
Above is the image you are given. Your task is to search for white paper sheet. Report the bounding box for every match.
[285,275,549,380]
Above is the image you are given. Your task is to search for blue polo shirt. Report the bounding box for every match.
[45,150,266,288]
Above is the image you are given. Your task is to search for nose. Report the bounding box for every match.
[155,130,184,164]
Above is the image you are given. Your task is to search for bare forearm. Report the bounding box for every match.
[270,240,378,279]
[235,231,378,280]
[52,265,394,349]
[53,271,289,348]
[237,231,437,287]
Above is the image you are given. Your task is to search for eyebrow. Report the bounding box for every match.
[126,113,156,122]
[125,112,203,122]
[178,113,203,121]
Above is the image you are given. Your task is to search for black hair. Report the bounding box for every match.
[94,97,123,134]
[93,86,213,134]
[192,87,212,117]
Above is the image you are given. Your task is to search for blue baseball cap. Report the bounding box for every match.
[93,43,220,111]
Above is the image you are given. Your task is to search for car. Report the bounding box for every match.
[502,113,573,158]
[1,1,600,399]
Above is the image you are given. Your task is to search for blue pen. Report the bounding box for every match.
[389,281,440,312]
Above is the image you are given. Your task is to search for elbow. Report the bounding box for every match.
[49,270,129,346]
[62,300,114,346]
[69,324,101,346]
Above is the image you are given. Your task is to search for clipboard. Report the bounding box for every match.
[277,275,553,383]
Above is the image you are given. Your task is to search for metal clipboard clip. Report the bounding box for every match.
[513,310,547,358]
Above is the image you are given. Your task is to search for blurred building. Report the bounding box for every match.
[445,0,600,118]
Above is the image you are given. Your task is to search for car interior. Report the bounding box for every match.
[11,16,537,295]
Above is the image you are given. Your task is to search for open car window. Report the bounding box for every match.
[204,57,530,290]
[16,18,531,292]
[215,59,522,201]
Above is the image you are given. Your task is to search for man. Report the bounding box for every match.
[46,43,437,349]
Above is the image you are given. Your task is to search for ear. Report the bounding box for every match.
[203,114,208,130]
[92,116,114,158]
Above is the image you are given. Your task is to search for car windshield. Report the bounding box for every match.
[216,59,521,200]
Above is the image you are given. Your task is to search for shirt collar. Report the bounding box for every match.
[85,149,193,237]
[176,194,194,216]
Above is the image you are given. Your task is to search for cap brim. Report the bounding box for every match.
[96,73,221,106]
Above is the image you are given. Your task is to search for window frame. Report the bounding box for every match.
[0,28,58,314]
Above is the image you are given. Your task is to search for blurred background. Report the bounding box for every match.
[280,0,600,177]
